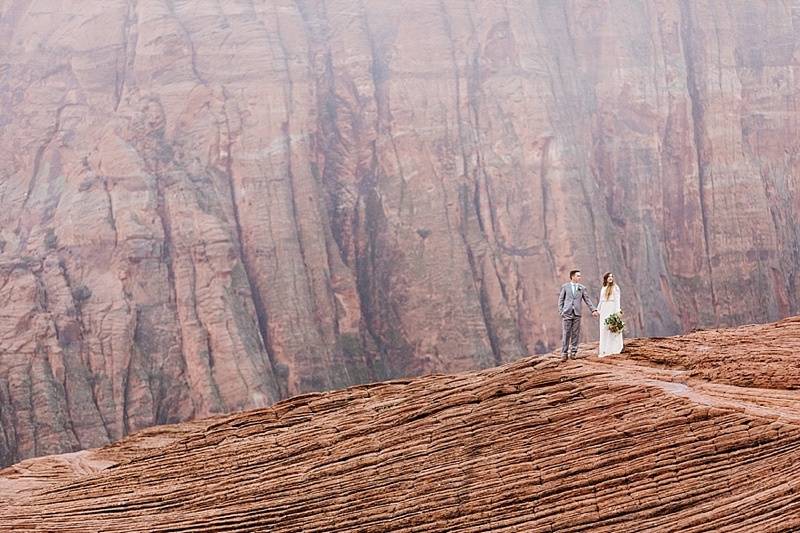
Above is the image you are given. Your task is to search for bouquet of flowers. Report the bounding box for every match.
[604,310,625,334]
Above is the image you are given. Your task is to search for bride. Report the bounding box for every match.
[598,272,623,357]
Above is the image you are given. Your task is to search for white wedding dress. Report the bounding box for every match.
[598,285,623,357]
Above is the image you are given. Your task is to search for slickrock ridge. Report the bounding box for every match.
[2,0,800,466]
[2,317,800,532]
[0,419,218,505]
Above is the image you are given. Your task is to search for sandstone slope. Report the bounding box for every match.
[2,316,800,532]
[2,0,800,466]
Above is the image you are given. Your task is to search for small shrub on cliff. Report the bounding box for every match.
[273,362,290,380]
[44,229,58,250]
[72,284,92,305]
[336,333,363,359]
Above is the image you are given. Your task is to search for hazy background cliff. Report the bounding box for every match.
[0,0,798,465]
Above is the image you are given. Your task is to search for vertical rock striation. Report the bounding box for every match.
[0,1,799,464]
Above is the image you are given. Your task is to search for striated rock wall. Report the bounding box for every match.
[2,317,800,531]
[1,0,799,465]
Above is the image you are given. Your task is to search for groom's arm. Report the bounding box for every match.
[582,288,598,313]
[558,285,565,314]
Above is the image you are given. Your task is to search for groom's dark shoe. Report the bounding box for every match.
[569,352,578,359]
[560,353,568,361]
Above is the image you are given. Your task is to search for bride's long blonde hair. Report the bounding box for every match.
[602,272,615,300]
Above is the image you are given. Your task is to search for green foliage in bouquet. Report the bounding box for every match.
[604,310,625,334]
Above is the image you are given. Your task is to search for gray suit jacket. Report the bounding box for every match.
[558,282,597,317]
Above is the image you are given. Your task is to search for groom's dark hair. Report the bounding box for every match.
[569,269,580,279]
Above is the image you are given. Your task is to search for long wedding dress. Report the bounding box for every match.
[598,285,623,357]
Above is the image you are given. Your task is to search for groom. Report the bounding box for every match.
[558,270,598,360]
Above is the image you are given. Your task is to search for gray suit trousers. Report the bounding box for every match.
[561,311,581,355]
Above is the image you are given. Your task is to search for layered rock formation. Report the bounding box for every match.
[1,0,800,466]
[2,317,800,531]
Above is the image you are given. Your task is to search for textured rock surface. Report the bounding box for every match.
[2,316,800,531]
[2,0,800,466]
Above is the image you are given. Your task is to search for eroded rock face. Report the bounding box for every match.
[1,1,799,465]
[2,317,800,531]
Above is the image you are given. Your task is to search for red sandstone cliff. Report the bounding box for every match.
[1,1,799,465]
[2,317,800,531]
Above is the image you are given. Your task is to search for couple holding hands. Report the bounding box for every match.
[558,269,623,360]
